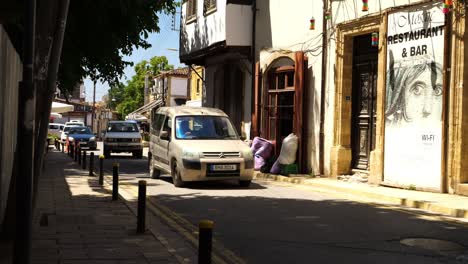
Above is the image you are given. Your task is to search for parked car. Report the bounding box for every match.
[148,106,254,187]
[65,121,85,127]
[60,124,81,143]
[103,120,143,158]
[67,126,97,150]
[48,123,64,137]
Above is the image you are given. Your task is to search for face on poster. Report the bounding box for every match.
[384,3,445,190]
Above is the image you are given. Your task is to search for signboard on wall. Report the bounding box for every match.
[384,3,445,190]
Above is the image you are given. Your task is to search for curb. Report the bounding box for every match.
[254,173,468,219]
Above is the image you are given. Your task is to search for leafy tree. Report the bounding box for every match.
[58,0,177,91]
[108,56,173,117]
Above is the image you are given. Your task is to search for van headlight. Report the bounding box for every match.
[182,149,200,160]
[133,138,141,142]
[89,137,96,141]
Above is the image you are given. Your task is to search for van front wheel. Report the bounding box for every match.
[149,154,160,179]
[171,162,185,188]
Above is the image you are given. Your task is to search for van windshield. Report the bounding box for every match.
[107,123,139,132]
[175,116,238,140]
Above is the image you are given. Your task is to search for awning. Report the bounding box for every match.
[51,102,74,113]
[50,112,62,118]
[127,99,163,118]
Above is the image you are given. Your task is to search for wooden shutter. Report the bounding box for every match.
[294,52,305,173]
[252,62,261,138]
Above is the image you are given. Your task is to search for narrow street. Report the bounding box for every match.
[85,142,468,264]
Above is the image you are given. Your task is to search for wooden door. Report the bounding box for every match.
[351,62,377,170]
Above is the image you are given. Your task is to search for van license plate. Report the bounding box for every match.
[211,164,237,171]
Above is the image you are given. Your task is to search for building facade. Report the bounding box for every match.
[180,0,468,195]
[326,0,468,195]
[180,0,253,139]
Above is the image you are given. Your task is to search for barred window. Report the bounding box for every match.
[203,0,216,15]
[186,0,197,21]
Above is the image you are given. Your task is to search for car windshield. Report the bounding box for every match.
[63,126,78,133]
[107,122,139,132]
[69,127,92,135]
[175,116,238,140]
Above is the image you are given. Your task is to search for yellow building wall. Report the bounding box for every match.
[190,66,204,101]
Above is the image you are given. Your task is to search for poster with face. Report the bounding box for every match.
[384,3,445,190]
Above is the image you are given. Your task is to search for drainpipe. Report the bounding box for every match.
[319,0,328,176]
[251,0,257,138]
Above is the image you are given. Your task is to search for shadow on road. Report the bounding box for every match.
[150,192,468,264]
[158,176,266,190]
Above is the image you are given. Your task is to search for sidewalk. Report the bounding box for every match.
[255,173,468,220]
[32,150,181,264]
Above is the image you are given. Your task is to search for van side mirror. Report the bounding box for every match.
[160,131,170,141]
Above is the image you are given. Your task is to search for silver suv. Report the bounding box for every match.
[103,121,143,158]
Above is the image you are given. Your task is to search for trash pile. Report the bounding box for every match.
[250,133,298,176]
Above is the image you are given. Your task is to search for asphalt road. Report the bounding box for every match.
[86,142,468,264]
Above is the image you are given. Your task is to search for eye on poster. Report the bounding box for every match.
[384,3,445,190]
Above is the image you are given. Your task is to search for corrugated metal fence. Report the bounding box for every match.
[0,25,22,226]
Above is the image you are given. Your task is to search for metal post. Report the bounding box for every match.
[77,147,81,165]
[73,144,77,161]
[89,152,94,176]
[82,150,87,170]
[99,155,104,185]
[112,163,119,201]
[61,143,64,153]
[137,180,147,233]
[198,220,214,264]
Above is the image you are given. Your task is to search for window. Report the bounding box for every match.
[203,0,216,15]
[186,0,197,22]
[175,116,238,140]
[151,113,165,136]
[107,122,139,132]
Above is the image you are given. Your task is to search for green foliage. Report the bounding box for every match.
[107,56,173,117]
[57,0,177,92]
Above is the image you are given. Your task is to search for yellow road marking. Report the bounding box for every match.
[101,176,245,264]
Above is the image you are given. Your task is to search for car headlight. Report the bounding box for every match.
[242,148,253,160]
[106,138,114,142]
[133,138,141,142]
[89,137,96,141]
[182,149,200,160]
[68,137,74,142]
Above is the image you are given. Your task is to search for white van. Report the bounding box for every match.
[148,106,254,187]
[48,123,64,137]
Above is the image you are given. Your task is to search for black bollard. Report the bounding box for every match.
[99,155,104,185]
[89,152,94,176]
[112,163,119,201]
[77,147,81,165]
[198,220,214,264]
[61,143,64,153]
[137,180,147,234]
[73,144,77,161]
[82,150,87,170]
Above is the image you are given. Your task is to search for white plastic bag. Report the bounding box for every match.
[277,133,298,165]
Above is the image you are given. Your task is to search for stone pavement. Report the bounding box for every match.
[255,173,468,220]
[31,150,181,264]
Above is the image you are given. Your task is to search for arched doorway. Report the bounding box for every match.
[263,58,296,156]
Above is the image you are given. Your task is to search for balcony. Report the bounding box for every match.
[179,0,252,65]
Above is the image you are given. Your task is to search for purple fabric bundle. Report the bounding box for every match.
[250,137,273,170]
